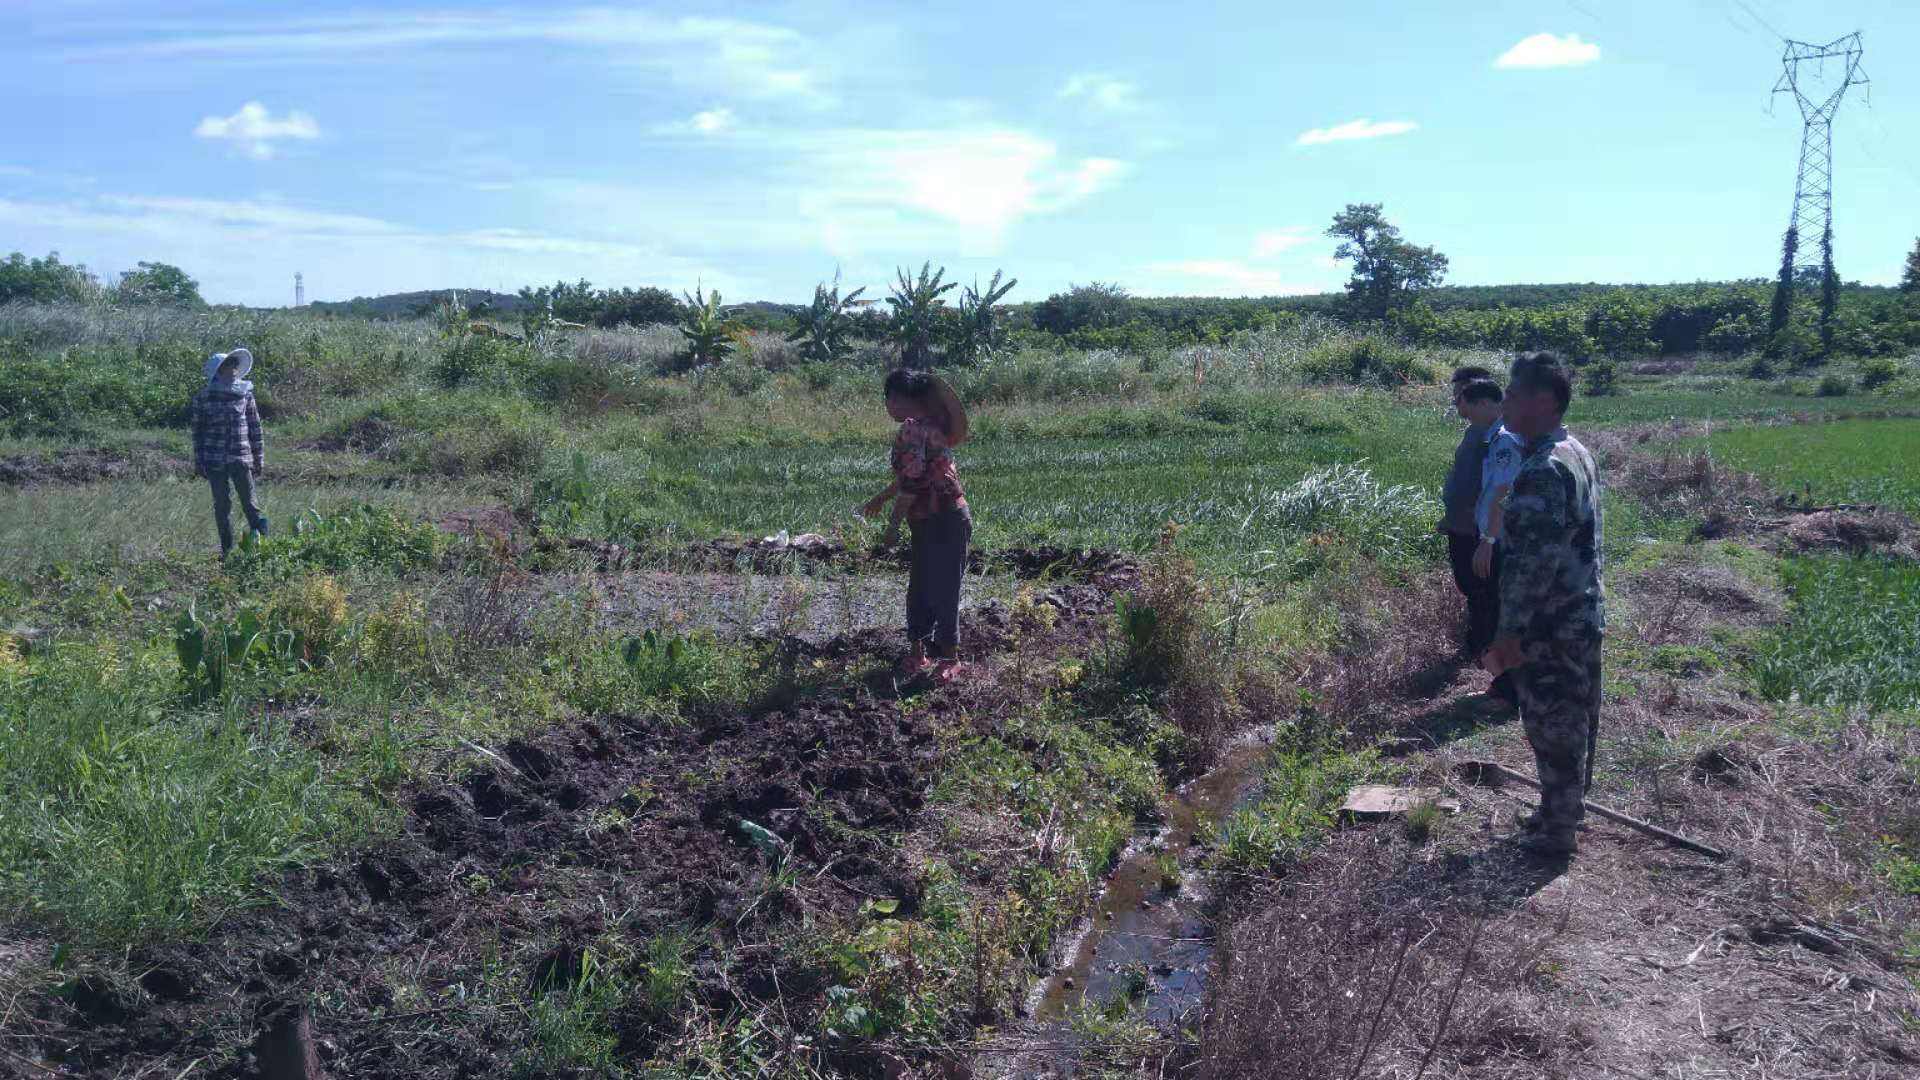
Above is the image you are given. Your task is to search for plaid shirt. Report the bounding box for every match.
[190,383,264,472]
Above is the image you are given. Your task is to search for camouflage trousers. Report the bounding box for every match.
[1514,637,1602,832]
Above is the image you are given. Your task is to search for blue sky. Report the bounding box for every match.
[4,0,1915,306]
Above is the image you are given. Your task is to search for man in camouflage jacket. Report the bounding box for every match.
[1482,352,1604,858]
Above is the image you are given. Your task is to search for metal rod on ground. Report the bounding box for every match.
[1456,760,1729,861]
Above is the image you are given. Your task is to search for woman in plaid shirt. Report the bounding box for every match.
[190,348,269,556]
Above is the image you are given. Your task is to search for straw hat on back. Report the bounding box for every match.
[930,375,969,447]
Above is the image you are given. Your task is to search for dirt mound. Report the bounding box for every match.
[1628,560,1784,637]
[1784,508,1920,558]
[27,687,944,1077]
[0,448,183,487]
[19,567,1127,1078]
[435,504,523,538]
[544,536,1143,591]
[298,414,402,454]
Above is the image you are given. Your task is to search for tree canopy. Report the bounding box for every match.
[1326,204,1448,320]
[0,251,101,304]
[1902,237,1920,294]
[115,262,203,306]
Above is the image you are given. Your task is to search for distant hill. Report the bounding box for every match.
[309,289,530,320]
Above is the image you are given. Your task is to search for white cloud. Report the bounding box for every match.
[1295,118,1418,146]
[72,10,837,107]
[193,102,320,159]
[101,195,400,236]
[1143,259,1318,298]
[1494,33,1601,70]
[1059,73,1141,112]
[794,128,1128,254]
[690,107,736,134]
[1252,228,1314,257]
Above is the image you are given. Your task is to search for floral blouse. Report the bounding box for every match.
[890,417,967,521]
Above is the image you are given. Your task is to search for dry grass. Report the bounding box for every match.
[1589,430,1775,536]
[1201,505,1920,1080]
[1302,568,1468,744]
[1201,839,1586,1080]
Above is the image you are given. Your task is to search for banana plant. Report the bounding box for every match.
[886,262,958,368]
[787,272,867,363]
[680,284,737,368]
[951,269,1018,364]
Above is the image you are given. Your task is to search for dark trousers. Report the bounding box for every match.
[1514,638,1603,829]
[1447,531,1514,698]
[207,463,268,554]
[907,507,971,654]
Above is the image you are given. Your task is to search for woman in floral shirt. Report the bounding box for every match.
[862,369,971,679]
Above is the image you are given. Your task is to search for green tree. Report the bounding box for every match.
[679,285,736,368]
[1901,237,1920,293]
[886,262,958,367]
[1031,281,1131,334]
[517,279,598,324]
[115,261,203,306]
[1326,204,1448,320]
[595,286,681,328]
[949,269,1018,364]
[0,250,101,304]
[787,273,867,363]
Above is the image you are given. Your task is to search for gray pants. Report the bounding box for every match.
[207,463,268,554]
[907,507,971,654]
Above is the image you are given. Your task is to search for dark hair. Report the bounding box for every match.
[884,367,936,401]
[1450,365,1495,386]
[1509,351,1572,414]
[1459,378,1503,404]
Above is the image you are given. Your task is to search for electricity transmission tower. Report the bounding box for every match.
[1767,32,1866,353]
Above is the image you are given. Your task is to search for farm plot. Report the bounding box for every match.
[1697,417,1920,512]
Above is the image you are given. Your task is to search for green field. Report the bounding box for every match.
[4,301,1919,1077]
[1699,418,1920,512]
[1751,555,1920,711]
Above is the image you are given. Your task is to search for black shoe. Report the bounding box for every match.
[1518,828,1577,858]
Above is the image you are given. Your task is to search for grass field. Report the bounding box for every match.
[1698,417,1920,512]
[4,303,1919,1077]
[1751,554,1920,711]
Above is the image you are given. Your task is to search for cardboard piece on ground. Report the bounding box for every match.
[1340,785,1461,821]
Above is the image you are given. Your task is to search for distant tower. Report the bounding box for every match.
[1768,33,1867,353]
[294,272,306,308]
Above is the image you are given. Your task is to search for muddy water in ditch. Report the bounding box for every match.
[1029,731,1272,1024]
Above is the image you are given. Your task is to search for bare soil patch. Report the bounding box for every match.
[8,548,1133,1079]
[0,447,185,487]
[1198,557,1920,1079]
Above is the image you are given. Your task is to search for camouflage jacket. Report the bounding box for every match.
[1496,427,1604,645]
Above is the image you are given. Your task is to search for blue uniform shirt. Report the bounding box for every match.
[1476,423,1525,539]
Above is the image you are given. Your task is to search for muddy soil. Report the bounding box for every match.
[0,447,185,487]
[12,548,1136,1079]
[543,534,1143,593]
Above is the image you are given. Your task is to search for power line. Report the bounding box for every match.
[1733,0,1786,41]
[1767,32,1867,346]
